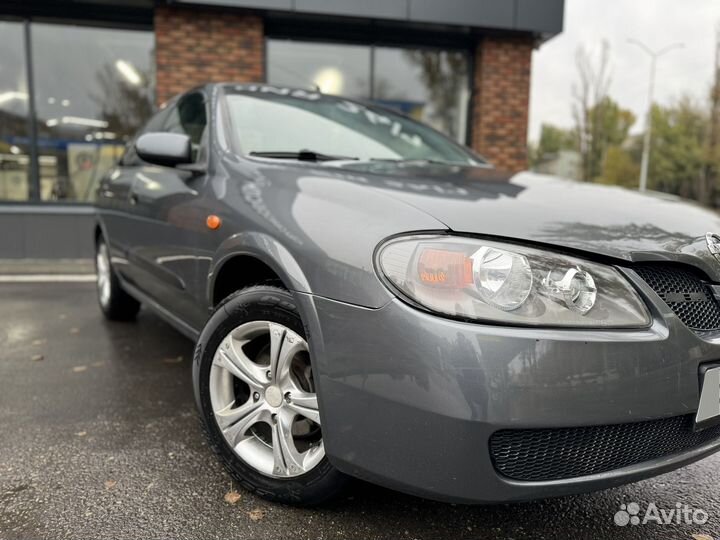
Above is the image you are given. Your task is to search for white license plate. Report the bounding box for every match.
[695,366,720,429]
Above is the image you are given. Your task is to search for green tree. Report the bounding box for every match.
[599,145,640,188]
[581,97,636,181]
[647,98,706,198]
[571,43,637,182]
[530,124,575,166]
[700,25,720,205]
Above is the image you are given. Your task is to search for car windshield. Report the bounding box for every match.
[222,86,483,165]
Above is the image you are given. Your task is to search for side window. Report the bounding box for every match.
[163,92,207,162]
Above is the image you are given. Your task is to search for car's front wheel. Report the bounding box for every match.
[95,237,141,321]
[194,285,348,505]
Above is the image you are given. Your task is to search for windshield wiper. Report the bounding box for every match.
[249,150,358,162]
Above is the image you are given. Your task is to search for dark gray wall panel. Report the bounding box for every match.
[296,0,407,20]
[516,0,564,33]
[0,207,94,259]
[406,0,513,28]
[183,0,293,8]
[0,215,24,258]
[174,0,564,36]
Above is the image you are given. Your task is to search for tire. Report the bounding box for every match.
[193,285,348,505]
[95,237,141,321]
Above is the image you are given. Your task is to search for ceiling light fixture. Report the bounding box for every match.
[115,59,142,86]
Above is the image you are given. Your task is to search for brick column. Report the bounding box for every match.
[154,6,264,105]
[471,35,533,172]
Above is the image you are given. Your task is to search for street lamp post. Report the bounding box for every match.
[628,39,684,192]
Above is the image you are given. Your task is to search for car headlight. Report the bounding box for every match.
[376,235,650,328]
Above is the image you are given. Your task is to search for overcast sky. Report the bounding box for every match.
[528,0,720,142]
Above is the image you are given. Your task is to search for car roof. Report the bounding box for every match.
[160,82,324,109]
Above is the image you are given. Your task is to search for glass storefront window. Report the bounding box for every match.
[374,47,469,143]
[267,39,470,143]
[32,23,154,202]
[267,41,371,100]
[0,21,31,201]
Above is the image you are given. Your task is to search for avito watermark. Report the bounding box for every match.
[614,502,709,526]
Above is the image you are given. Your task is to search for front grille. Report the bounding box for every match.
[490,414,720,482]
[634,264,720,331]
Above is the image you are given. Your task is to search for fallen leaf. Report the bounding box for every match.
[163,356,183,364]
[91,361,104,368]
[75,431,87,437]
[70,328,80,334]
[104,480,117,490]
[224,491,242,505]
[59,314,67,320]
[32,339,46,346]
[692,535,714,540]
[31,354,44,362]
[72,366,87,373]
[247,509,265,522]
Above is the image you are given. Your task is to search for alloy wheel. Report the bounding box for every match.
[209,321,324,478]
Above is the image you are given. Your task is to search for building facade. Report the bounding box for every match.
[0,0,563,259]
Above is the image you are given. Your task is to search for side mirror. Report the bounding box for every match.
[135,132,192,167]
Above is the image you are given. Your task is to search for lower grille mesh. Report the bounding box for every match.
[633,264,720,331]
[490,414,720,482]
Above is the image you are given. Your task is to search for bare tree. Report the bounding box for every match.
[405,50,468,139]
[90,61,155,141]
[572,41,612,181]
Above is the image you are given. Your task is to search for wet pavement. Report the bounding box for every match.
[1,282,720,540]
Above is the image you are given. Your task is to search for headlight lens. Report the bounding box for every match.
[376,235,650,328]
[473,246,533,311]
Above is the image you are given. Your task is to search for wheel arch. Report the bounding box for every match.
[207,231,311,309]
[93,216,111,248]
[93,222,103,246]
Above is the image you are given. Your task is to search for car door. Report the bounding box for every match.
[96,106,173,281]
[124,91,209,328]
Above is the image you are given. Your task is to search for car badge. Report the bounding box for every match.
[706,232,720,263]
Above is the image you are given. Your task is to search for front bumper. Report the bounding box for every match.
[296,273,720,503]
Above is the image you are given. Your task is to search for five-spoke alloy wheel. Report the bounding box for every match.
[194,285,348,505]
[210,320,324,478]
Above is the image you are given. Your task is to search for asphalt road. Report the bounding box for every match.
[2,282,720,540]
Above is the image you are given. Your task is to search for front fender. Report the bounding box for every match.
[206,230,312,307]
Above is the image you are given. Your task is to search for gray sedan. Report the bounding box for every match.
[94,82,720,505]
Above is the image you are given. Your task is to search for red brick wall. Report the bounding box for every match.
[471,35,534,172]
[154,6,264,105]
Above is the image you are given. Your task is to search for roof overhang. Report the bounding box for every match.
[177,0,564,39]
[1,0,564,41]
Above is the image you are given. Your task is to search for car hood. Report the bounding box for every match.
[337,162,720,279]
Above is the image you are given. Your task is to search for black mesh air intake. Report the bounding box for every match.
[633,264,720,331]
[490,414,720,482]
